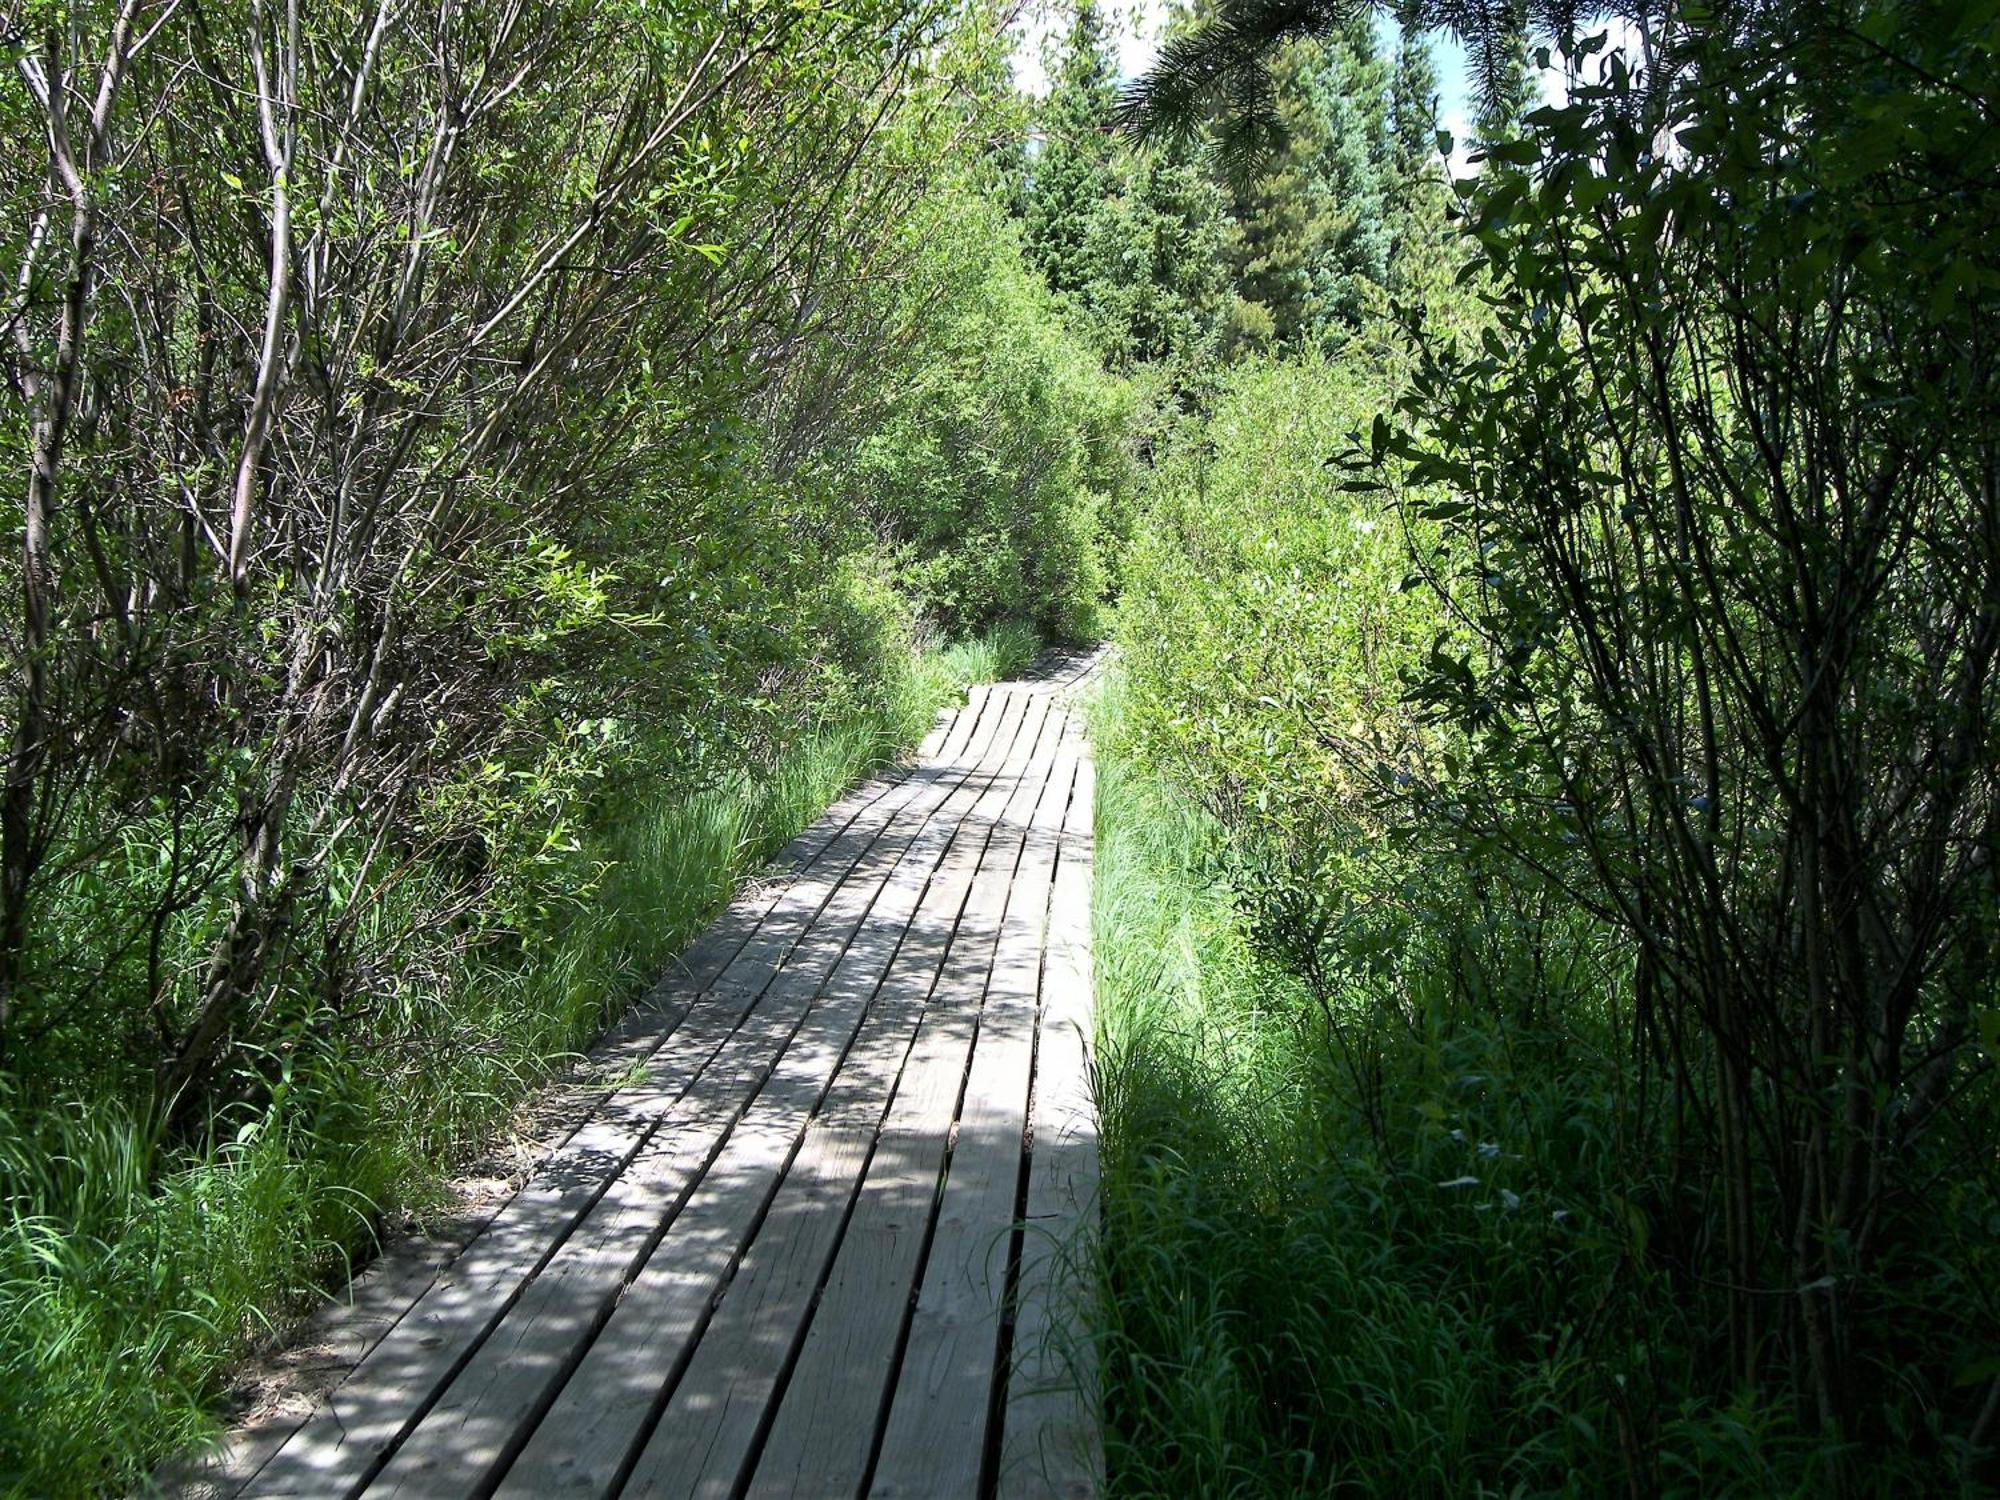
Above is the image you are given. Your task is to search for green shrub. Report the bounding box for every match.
[851,201,1132,643]
[1116,350,1464,998]
[1090,676,1965,1498]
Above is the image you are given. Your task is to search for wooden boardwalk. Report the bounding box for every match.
[182,650,1103,1500]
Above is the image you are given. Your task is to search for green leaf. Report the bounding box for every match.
[1976,1007,2000,1063]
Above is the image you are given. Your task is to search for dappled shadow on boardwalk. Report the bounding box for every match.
[170,649,1105,1500]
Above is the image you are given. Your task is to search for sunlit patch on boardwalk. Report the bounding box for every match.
[170,649,1106,1500]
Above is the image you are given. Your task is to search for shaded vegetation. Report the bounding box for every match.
[1094,676,1907,1496]
[1098,1,2000,1493]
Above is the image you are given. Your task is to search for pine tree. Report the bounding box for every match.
[1303,15,1392,333]
[1085,136,1231,370]
[1220,38,1335,351]
[1384,18,1451,296]
[1473,22,1538,148]
[1218,18,1394,351]
[1019,2,1230,380]
[1120,0,1581,150]
[1388,15,1440,182]
[1022,1,1120,300]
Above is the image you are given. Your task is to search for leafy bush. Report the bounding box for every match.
[1368,12,2000,1455]
[1091,676,1977,1498]
[1102,9,2000,1492]
[1117,352,1459,993]
[849,201,1133,642]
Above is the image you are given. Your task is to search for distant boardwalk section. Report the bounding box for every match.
[169,647,1106,1500]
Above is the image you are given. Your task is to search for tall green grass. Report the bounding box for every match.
[0,624,1038,1498]
[1087,674,1967,1500]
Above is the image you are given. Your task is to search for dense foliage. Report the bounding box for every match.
[1103,0,2000,1493]
[1382,11,2000,1442]
[1024,3,1232,379]
[847,202,1134,641]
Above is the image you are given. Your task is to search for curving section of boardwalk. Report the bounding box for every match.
[179,649,1104,1500]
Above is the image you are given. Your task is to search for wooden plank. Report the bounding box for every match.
[914,691,962,763]
[998,716,1101,1500]
[227,735,957,1496]
[241,697,1006,1499]
[743,699,1078,1500]
[935,682,993,766]
[1022,643,1102,697]
[865,705,1082,1500]
[358,693,1031,1498]
[615,696,1075,1500]
[490,692,1058,1500]
[540,751,940,1169]
[736,708,1041,1496]
[611,860,993,1499]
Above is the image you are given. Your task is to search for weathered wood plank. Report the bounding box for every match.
[998,715,1101,1500]
[743,699,1080,1500]
[240,700,1005,1499]
[490,692,1057,1500]
[353,695,1028,1499]
[612,866,997,1498]
[198,739,964,1499]
[616,695,1074,1500]
[935,681,993,766]
[735,702,1048,1498]
[864,703,1082,1500]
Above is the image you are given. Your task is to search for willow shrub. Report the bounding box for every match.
[1361,10,2000,1465]
[1090,678,1873,1499]
[1117,351,1462,1015]
[849,202,1135,643]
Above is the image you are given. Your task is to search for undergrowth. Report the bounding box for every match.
[1088,673,1982,1499]
[0,623,1036,1498]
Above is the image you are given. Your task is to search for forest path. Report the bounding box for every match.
[174,648,1104,1500]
